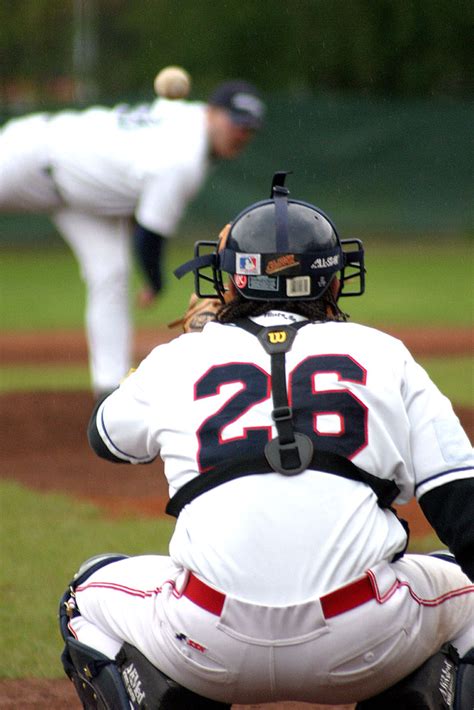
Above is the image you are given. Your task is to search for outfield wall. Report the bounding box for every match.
[0,92,472,246]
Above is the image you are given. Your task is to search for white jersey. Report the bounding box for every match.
[96,312,473,605]
[44,99,210,234]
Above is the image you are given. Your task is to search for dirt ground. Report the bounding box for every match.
[1,325,472,709]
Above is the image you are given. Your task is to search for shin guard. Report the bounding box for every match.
[355,643,459,709]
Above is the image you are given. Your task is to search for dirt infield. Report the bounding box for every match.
[1,323,472,364]
[1,325,472,709]
[0,678,355,710]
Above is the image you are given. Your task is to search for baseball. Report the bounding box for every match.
[154,66,191,99]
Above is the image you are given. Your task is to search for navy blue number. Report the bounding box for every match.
[195,363,270,472]
[195,355,368,471]
[290,355,367,458]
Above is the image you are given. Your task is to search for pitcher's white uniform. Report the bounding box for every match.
[71,312,474,704]
[0,100,210,391]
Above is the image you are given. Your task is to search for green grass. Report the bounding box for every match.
[0,238,473,330]
[417,356,473,405]
[0,242,194,331]
[346,239,474,327]
[0,480,173,678]
[0,365,91,392]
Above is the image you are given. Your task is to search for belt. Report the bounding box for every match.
[183,572,376,619]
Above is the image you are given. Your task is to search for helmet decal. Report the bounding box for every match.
[286,276,312,298]
[265,254,300,276]
[234,274,248,289]
[235,253,261,275]
[247,275,279,292]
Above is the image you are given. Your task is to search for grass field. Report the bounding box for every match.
[0,237,473,330]
[0,480,174,678]
[1,238,472,403]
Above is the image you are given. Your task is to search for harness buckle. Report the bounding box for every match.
[272,406,292,422]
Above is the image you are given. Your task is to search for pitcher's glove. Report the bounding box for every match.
[168,294,225,333]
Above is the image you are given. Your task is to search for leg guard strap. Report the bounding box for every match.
[72,553,130,589]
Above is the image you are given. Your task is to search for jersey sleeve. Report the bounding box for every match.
[419,479,474,580]
[92,357,162,464]
[133,223,165,293]
[134,103,209,235]
[402,351,473,499]
[135,161,201,235]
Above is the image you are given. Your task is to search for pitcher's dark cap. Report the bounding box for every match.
[208,80,265,130]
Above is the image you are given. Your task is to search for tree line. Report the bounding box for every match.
[1,0,472,109]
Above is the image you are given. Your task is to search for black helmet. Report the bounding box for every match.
[175,171,365,301]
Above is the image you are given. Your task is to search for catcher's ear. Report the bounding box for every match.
[331,275,343,302]
[217,223,231,251]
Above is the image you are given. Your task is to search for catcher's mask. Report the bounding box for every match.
[174,171,365,302]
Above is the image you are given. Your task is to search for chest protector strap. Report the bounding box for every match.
[166,318,400,518]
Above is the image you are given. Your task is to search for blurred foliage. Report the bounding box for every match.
[1,0,473,110]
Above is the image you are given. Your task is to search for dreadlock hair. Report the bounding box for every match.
[217,283,349,324]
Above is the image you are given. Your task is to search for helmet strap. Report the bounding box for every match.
[273,184,290,252]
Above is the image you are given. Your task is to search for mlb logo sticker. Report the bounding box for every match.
[236,253,261,275]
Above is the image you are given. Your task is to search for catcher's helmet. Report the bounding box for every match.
[175,171,365,302]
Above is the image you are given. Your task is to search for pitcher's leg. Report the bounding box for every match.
[52,209,132,394]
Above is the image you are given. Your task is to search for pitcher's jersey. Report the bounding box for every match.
[46,99,209,234]
[96,312,473,604]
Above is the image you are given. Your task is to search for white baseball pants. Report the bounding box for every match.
[51,209,132,393]
[69,554,474,704]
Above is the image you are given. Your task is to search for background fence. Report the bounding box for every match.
[1,91,473,247]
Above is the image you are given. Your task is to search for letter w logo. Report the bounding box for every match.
[268,331,287,344]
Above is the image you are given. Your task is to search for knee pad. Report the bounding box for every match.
[63,638,231,710]
[455,647,474,710]
[355,643,459,709]
[58,552,230,709]
[59,552,129,636]
[59,553,130,686]
[115,642,231,709]
[63,637,132,710]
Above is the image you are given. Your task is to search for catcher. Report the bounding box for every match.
[59,172,473,708]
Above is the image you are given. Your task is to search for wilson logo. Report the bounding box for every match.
[267,331,287,344]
